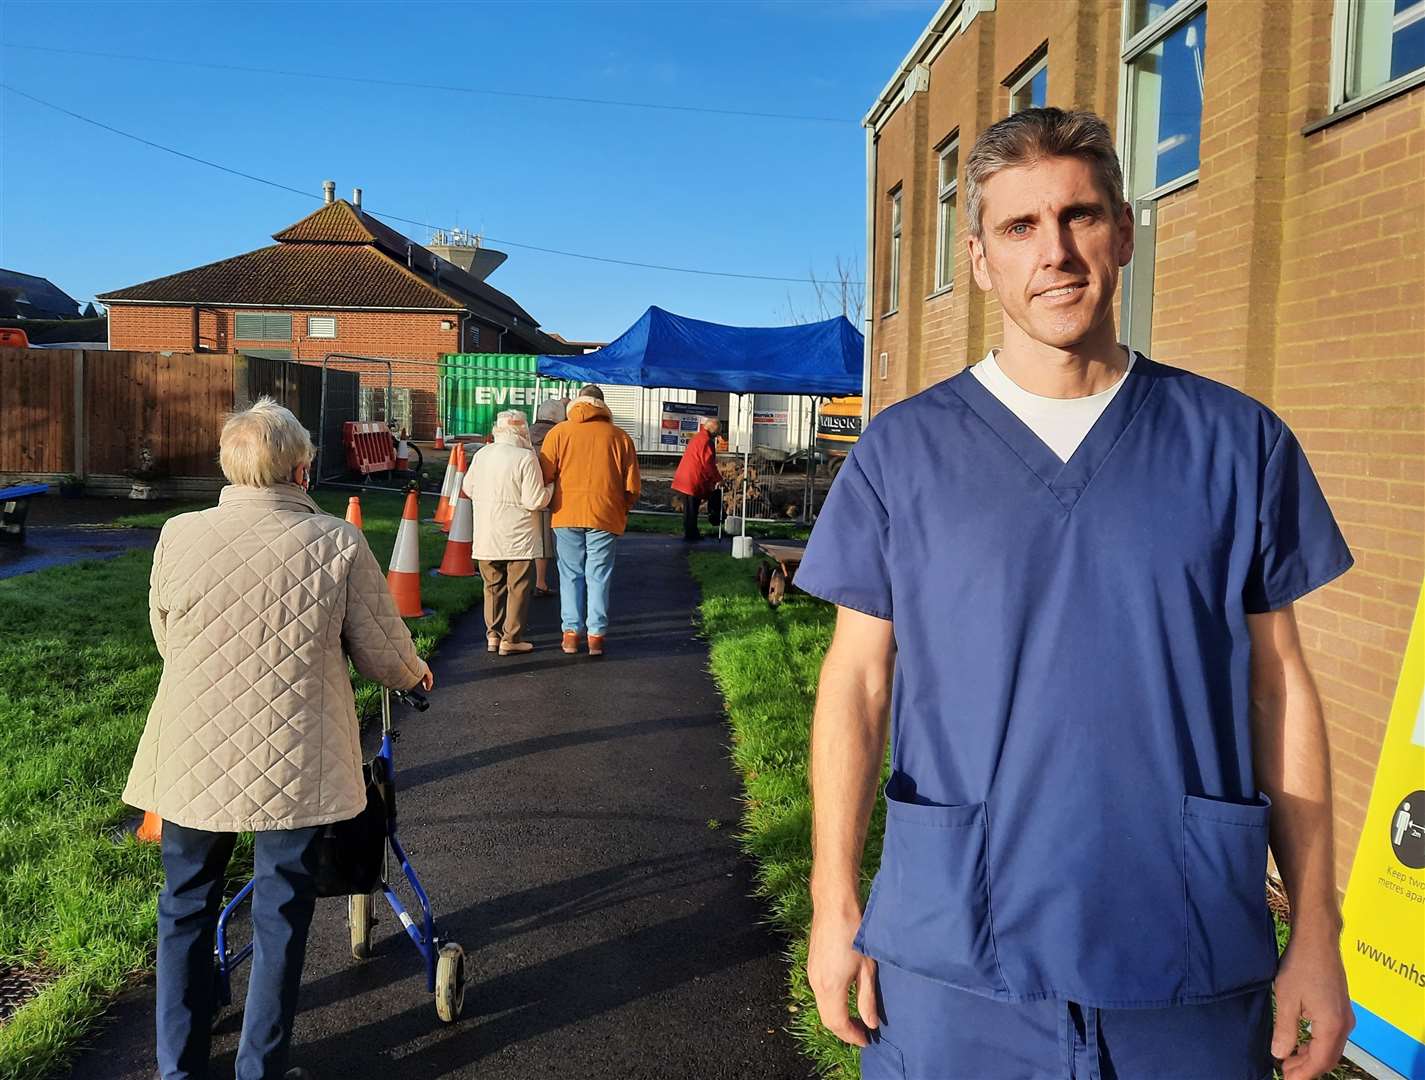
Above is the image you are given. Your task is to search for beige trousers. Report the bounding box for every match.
[480,559,535,643]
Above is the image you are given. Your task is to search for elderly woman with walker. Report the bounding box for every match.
[123,397,434,1080]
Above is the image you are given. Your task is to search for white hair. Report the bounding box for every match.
[219,396,314,487]
[492,409,533,448]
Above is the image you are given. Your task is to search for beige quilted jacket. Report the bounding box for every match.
[123,485,425,832]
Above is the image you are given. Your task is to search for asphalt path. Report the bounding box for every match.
[68,533,810,1080]
[0,525,158,579]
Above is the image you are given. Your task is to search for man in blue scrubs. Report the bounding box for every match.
[799,108,1356,1080]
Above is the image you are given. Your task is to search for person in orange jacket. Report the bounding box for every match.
[671,417,722,542]
[538,385,642,656]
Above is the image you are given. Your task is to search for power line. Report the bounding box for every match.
[1,83,863,287]
[2,43,853,125]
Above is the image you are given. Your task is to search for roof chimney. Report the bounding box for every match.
[322,180,335,204]
[352,187,362,209]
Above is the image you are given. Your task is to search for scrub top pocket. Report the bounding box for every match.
[859,792,1009,995]
[1181,793,1279,996]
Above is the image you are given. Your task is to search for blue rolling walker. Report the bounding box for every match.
[214,687,468,1023]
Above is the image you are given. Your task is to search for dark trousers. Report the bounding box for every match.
[156,821,321,1080]
[682,494,703,541]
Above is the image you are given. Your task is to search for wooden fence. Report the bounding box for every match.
[0,347,357,488]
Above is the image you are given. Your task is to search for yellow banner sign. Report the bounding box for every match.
[1341,581,1425,1079]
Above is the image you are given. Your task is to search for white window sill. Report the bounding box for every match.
[1303,68,1425,136]
[927,285,954,300]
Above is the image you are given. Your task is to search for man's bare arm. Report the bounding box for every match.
[1248,604,1354,1080]
[807,605,896,1047]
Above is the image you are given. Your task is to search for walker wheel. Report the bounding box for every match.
[756,562,772,598]
[348,893,373,960]
[768,568,787,608]
[435,942,467,1023]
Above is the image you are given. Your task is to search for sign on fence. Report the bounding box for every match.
[660,401,720,449]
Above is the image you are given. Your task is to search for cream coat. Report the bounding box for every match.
[462,438,554,560]
[122,485,425,832]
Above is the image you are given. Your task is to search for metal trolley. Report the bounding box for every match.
[214,687,468,1023]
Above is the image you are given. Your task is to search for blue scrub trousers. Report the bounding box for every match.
[554,527,618,636]
[157,821,321,1080]
[861,961,1273,1080]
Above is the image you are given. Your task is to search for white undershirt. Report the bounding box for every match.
[970,348,1136,463]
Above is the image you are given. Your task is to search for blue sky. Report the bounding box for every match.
[1,0,937,341]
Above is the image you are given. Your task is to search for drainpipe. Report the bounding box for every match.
[192,305,200,352]
[861,123,876,430]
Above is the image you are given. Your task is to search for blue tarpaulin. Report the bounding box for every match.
[537,306,864,397]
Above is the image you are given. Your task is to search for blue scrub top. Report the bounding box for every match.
[796,355,1352,1008]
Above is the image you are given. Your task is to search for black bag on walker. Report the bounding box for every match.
[312,760,389,898]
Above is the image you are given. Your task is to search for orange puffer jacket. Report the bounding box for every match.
[538,398,642,534]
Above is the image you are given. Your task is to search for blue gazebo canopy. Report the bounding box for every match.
[537,306,864,397]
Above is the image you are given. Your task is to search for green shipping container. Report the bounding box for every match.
[438,354,580,437]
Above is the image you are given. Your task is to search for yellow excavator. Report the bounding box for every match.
[816,396,863,475]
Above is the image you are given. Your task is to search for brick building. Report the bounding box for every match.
[863,0,1424,892]
[99,186,578,437]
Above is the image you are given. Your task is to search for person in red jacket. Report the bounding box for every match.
[672,417,722,542]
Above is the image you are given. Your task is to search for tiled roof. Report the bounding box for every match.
[271,201,378,244]
[0,268,82,319]
[99,244,464,310]
[99,199,568,347]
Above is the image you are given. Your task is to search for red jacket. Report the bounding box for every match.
[671,429,720,499]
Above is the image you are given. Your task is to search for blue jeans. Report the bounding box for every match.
[156,821,321,1080]
[554,527,618,636]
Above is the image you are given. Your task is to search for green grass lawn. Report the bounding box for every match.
[0,489,479,1079]
[689,551,1361,1080]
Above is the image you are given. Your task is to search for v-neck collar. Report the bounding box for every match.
[950,351,1160,511]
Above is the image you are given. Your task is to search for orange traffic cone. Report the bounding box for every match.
[395,429,410,469]
[438,480,476,577]
[345,496,363,529]
[136,811,162,843]
[441,443,468,534]
[433,426,447,450]
[386,488,425,618]
[434,445,458,526]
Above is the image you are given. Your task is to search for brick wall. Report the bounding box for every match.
[108,304,464,437]
[866,0,1425,894]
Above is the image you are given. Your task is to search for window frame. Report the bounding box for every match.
[933,137,959,295]
[1118,0,1208,203]
[1326,0,1425,114]
[886,187,903,316]
[1008,51,1049,113]
[306,315,337,339]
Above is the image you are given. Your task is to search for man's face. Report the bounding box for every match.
[968,155,1133,351]
[707,420,721,437]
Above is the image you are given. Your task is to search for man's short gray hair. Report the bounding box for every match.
[965,107,1126,240]
[219,397,314,487]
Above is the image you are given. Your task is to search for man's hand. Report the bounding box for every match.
[1273,926,1354,1080]
[417,659,435,691]
[808,907,880,1046]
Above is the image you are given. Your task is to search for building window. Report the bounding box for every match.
[935,140,959,292]
[1123,0,1207,199]
[306,316,336,339]
[1337,0,1425,104]
[466,324,481,350]
[233,312,292,341]
[887,189,902,314]
[1009,53,1048,112]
